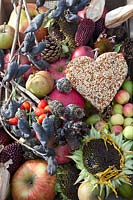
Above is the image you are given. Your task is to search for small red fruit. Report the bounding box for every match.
[37,113,46,124]
[8,117,18,125]
[44,105,51,113]
[37,99,48,109]
[20,101,31,111]
[34,108,45,117]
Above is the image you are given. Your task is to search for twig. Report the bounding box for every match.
[10,0,23,60]
[11,80,40,104]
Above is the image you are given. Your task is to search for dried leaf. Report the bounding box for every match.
[86,0,105,22]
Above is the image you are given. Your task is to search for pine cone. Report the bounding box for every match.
[48,23,65,42]
[41,35,61,63]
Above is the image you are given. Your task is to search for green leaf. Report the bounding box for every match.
[114,44,122,53]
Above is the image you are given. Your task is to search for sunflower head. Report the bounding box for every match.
[69,127,133,199]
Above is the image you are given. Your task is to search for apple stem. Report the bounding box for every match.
[2,22,6,33]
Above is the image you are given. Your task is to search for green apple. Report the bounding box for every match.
[110,114,124,125]
[86,114,101,125]
[122,126,133,140]
[112,104,123,114]
[124,118,133,126]
[11,159,56,200]
[0,23,14,49]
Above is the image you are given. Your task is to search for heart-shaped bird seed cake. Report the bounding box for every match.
[66,52,128,112]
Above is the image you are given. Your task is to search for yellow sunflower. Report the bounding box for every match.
[69,126,133,199]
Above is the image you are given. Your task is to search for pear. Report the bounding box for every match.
[26,71,54,98]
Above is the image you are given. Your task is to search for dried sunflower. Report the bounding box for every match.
[69,127,133,199]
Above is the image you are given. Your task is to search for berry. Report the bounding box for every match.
[37,99,48,109]
[48,100,65,117]
[56,78,72,93]
[34,108,45,117]
[37,113,47,124]
[8,117,18,125]
[64,104,85,120]
[20,101,31,111]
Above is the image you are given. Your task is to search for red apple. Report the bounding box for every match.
[0,24,15,49]
[114,89,130,105]
[55,144,71,164]
[71,46,94,60]
[11,159,56,200]
[122,103,133,117]
[48,58,68,80]
[49,88,85,108]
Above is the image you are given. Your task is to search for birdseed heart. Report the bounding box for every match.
[66,52,128,112]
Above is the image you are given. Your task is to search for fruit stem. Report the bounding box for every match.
[2,22,6,33]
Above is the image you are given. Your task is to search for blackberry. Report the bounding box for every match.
[56,120,89,150]
[56,77,72,93]
[48,100,65,117]
[63,121,89,137]
[64,104,85,120]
